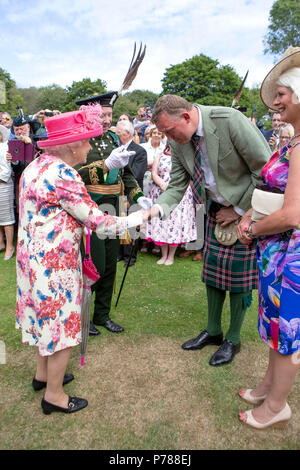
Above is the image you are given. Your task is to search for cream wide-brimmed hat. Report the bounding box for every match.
[260,46,300,111]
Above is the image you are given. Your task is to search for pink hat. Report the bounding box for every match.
[37,104,103,148]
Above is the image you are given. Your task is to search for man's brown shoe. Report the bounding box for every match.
[178,250,196,259]
[192,252,203,261]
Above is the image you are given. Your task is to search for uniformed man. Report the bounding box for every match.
[75,92,148,335]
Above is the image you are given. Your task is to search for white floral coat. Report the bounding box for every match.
[15,153,108,356]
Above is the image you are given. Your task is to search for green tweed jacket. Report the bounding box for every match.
[156,105,272,219]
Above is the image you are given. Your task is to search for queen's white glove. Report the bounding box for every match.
[96,211,144,238]
[137,196,153,210]
[105,146,136,170]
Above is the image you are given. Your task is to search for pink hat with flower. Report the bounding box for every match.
[37,104,103,148]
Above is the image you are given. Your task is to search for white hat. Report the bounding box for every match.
[0,124,10,142]
[260,46,300,111]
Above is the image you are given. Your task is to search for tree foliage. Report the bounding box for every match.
[113,90,159,124]
[37,84,68,112]
[16,87,42,115]
[0,67,25,114]
[161,54,251,109]
[4,52,270,126]
[64,78,107,111]
[263,0,300,57]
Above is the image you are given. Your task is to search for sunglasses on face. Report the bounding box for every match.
[1,117,10,121]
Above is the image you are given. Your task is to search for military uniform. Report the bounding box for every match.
[76,130,143,327]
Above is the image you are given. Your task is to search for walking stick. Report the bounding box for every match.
[115,239,136,308]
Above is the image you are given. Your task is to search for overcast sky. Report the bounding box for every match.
[0,0,276,95]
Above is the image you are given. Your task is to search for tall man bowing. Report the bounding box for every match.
[148,95,271,366]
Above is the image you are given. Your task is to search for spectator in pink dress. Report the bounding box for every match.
[145,144,196,265]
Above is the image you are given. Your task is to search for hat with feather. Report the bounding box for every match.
[76,42,146,108]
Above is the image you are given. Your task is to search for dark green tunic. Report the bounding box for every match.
[76,130,143,323]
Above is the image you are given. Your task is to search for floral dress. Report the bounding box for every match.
[257,141,300,355]
[16,154,108,356]
[145,153,196,245]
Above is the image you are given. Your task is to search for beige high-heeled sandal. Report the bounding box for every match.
[239,403,291,430]
[239,389,267,405]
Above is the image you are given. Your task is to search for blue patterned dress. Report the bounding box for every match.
[257,141,300,355]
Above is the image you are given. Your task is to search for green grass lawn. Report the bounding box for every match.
[0,248,299,450]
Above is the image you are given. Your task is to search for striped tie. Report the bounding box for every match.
[191,134,203,207]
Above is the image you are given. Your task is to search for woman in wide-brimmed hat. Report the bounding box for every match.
[15,105,141,415]
[237,46,300,430]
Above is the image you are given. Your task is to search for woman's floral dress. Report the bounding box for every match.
[257,141,300,355]
[16,154,108,356]
[145,153,196,245]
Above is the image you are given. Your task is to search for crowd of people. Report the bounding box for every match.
[1,46,300,432]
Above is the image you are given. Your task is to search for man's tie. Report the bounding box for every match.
[191,134,203,207]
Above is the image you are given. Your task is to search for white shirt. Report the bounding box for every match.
[140,140,165,164]
[122,139,133,150]
[0,142,12,182]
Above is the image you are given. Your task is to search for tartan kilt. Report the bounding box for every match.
[202,211,258,292]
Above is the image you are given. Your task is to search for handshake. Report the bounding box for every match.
[96,211,146,237]
[105,146,136,170]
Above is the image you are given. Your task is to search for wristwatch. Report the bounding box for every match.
[246,221,256,239]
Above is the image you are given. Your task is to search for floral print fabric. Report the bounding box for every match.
[257,142,300,355]
[145,153,197,245]
[16,154,107,356]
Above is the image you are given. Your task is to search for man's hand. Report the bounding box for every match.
[19,135,32,145]
[268,133,277,150]
[215,206,240,227]
[142,204,161,222]
[105,146,136,170]
[137,196,153,210]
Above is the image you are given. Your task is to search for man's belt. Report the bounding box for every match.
[209,201,226,217]
[86,183,121,195]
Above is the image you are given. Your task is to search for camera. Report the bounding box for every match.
[44,110,54,117]
[142,106,152,120]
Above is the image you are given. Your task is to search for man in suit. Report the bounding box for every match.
[75,92,146,336]
[116,119,148,267]
[263,112,284,148]
[147,94,271,366]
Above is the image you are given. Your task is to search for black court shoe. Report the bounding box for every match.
[41,396,88,415]
[32,373,74,391]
